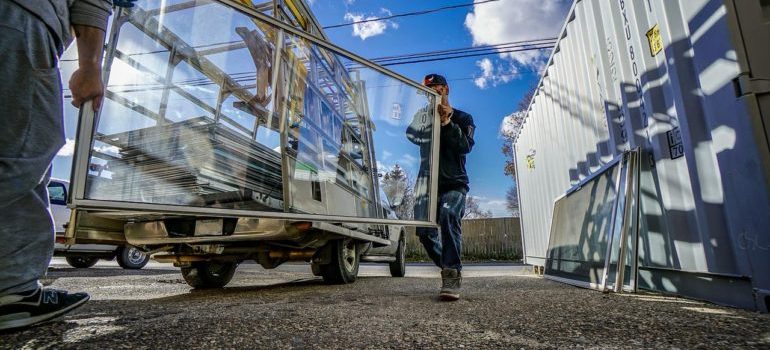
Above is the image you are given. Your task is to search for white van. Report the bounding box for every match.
[49,179,150,269]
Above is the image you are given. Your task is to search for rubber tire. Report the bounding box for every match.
[65,256,99,268]
[311,263,323,276]
[181,262,238,289]
[389,235,406,277]
[320,239,360,284]
[116,246,150,270]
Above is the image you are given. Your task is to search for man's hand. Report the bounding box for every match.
[69,25,106,111]
[438,90,453,126]
[70,66,104,111]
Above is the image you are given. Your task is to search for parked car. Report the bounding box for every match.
[356,204,407,278]
[49,179,150,269]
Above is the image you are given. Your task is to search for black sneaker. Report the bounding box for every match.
[439,268,461,301]
[0,288,90,331]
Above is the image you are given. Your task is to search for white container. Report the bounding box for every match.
[514,0,770,311]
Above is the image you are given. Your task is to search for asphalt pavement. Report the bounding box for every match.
[1,258,768,349]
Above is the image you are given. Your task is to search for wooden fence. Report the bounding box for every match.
[404,217,522,262]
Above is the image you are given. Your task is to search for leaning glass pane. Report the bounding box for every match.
[82,0,436,223]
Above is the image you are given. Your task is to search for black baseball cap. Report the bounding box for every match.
[423,73,447,86]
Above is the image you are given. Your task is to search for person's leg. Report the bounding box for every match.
[438,190,465,271]
[437,190,465,301]
[416,191,445,268]
[416,226,442,268]
[0,1,64,297]
[0,170,56,296]
[0,2,91,332]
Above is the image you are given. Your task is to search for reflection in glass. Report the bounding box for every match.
[83,0,436,223]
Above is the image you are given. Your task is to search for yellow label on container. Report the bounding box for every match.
[646,24,663,57]
[526,155,535,170]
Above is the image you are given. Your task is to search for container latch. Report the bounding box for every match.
[734,74,770,96]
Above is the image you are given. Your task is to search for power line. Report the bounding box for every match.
[370,39,556,63]
[62,39,555,92]
[322,0,500,29]
[379,44,554,66]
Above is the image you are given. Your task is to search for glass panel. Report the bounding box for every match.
[81,0,436,223]
[544,160,621,285]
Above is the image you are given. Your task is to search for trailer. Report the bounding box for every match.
[62,0,440,288]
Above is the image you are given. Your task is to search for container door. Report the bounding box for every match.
[727,0,770,178]
[726,0,770,312]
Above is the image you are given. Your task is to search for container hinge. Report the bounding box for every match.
[734,74,770,96]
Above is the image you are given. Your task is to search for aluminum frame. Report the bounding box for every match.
[543,150,640,293]
[69,0,440,227]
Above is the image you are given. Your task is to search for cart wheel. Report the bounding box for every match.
[66,256,99,268]
[320,239,360,284]
[116,246,150,270]
[181,262,238,289]
[389,234,406,277]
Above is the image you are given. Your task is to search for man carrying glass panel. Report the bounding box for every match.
[0,0,124,331]
[408,74,475,301]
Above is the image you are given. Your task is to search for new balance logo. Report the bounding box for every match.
[42,291,58,304]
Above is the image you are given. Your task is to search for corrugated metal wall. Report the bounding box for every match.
[514,0,770,310]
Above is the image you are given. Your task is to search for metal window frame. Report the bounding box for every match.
[69,0,440,227]
[543,149,641,292]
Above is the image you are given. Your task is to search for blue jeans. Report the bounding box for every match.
[416,190,466,271]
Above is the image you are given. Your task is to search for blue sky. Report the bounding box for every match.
[307,0,571,216]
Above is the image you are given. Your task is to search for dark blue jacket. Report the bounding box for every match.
[438,108,475,193]
[407,107,475,194]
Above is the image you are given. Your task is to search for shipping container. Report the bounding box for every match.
[514,0,770,311]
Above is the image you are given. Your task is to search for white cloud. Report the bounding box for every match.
[94,144,120,155]
[500,111,527,139]
[465,0,570,87]
[344,8,398,40]
[477,198,509,217]
[474,58,519,89]
[397,154,418,168]
[57,138,123,158]
[57,138,76,157]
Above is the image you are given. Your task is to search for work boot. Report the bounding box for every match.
[0,287,90,331]
[439,268,461,301]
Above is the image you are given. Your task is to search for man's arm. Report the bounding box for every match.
[441,114,475,154]
[69,0,113,111]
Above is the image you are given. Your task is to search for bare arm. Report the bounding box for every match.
[69,25,106,111]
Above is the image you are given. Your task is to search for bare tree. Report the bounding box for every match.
[463,195,492,219]
[500,84,537,219]
[380,164,415,220]
[506,186,520,217]
[501,84,537,179]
